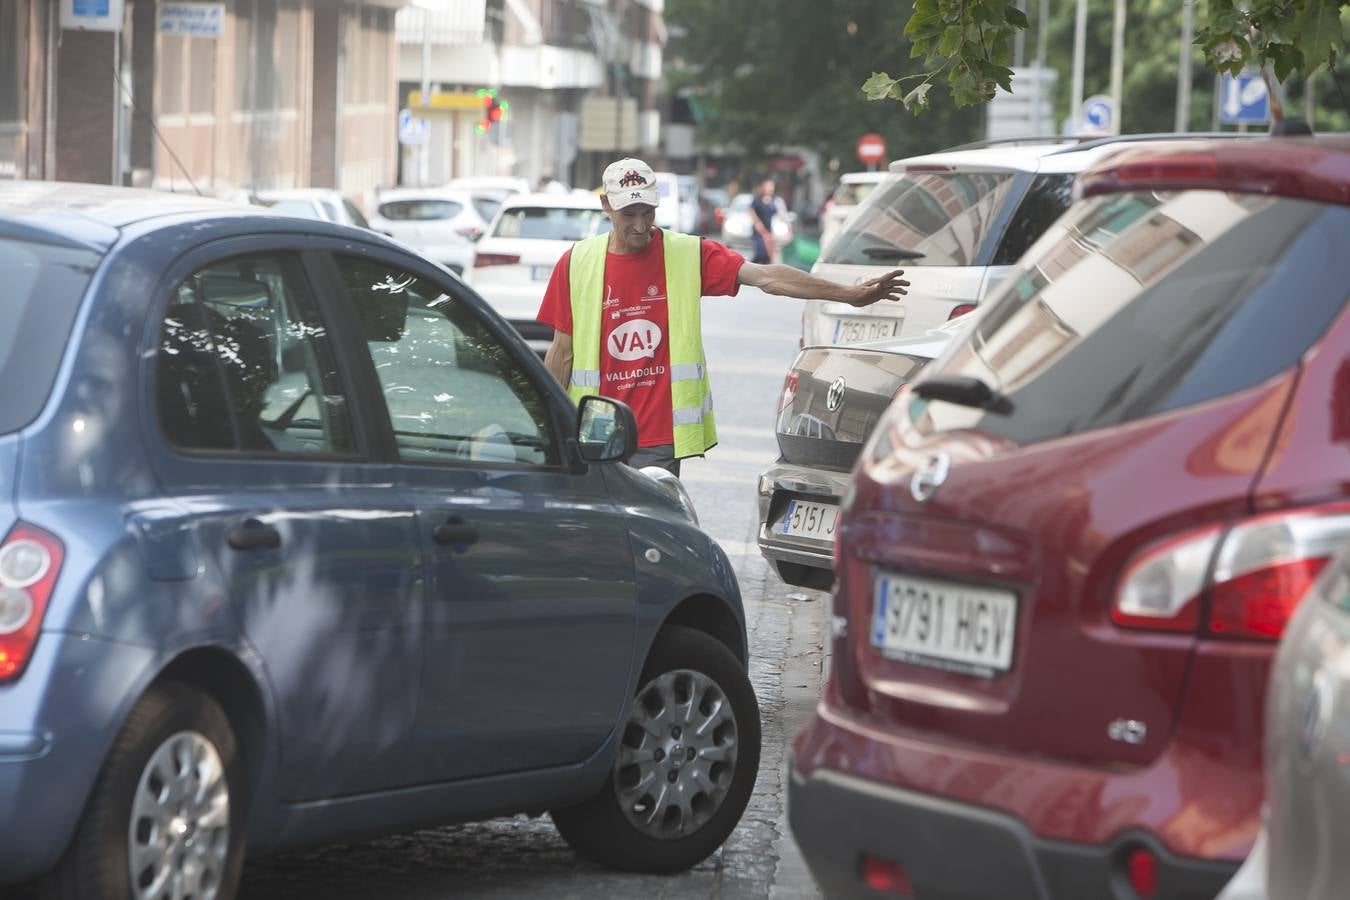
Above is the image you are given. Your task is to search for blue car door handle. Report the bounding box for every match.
[432,519,479,548]
[227,520,282,551]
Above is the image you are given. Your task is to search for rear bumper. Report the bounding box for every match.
[0,633,157,882]
[756,460,850,568]
[789,766,1238,900]
[790,708,1244,900]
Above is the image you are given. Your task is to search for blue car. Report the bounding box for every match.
[0,183,758,899]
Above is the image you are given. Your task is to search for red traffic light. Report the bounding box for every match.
[488,105,503,123]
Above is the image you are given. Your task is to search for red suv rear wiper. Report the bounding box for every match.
[914,374,1013,415]
[861,246,926,261]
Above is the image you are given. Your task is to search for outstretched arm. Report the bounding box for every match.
[737,263,909,308]
[543,330,574,389]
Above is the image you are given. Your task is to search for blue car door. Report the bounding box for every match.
[145,242,425,800]
[326,251,639,782]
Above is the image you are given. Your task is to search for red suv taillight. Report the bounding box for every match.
[947,303,977,320]
[473,252,520,268]
[0,523,64,682]
[779,370,799,412]
[1112,504,1350,639]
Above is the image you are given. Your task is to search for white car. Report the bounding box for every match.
[803,136,1163,348]
[368,187,482,274]
[251,188,373,230]
[446,175,534,226]
[818,171,886,253]
[463,191,612,355]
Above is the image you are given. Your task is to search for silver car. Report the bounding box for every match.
[755,321,964,589]
[1219,540,1350,900]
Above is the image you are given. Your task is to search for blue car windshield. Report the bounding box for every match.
[0,238,99,434]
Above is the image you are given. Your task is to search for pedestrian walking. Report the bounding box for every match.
[750,178,780,264]
[536,157,908,475]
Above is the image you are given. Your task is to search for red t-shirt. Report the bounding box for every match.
[537,229,744,447]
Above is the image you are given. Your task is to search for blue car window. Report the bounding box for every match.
[156,254,356,456]
[333,255,556,467]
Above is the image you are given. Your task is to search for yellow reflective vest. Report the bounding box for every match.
[567,231,717,459]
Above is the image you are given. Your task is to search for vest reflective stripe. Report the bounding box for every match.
[567,230,717,458]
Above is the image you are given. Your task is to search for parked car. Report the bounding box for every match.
[1217,537,1350,900]
[446,175,533,225]
[368,186,483,274]
[0,181,761,898]
[802,135,1247,348]
[790,137,1350,900]
[463,191,611,355]
[676,174,701,234]
[651,170,684,232]
[818,171,886,254]
[251,188,373,230]
[720,193,792,257]
[756,318,967,590]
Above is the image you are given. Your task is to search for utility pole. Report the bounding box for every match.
[1033,0,1049,134]
[1071,0,1087,129]
[1014,0,1026,67]
[1176,1,1195,132]
[1109,0,1125,134]
[419,7,431,186]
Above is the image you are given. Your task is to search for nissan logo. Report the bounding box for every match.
[826,376,846,412]
[910,451,951,503]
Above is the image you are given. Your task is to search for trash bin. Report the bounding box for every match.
[781,236,820,271]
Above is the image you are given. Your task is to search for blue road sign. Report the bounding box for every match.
[1220,73,1270,125]
[398,109,429,146]
[1080,94,1115,135]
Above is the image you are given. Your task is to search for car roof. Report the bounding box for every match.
[890,133,1259,176]
[0,181,240,251]
[375,186,475,203]
[1080,136,1350,206]
[839,171,889,184]
[499,191,602,210]
[253,188,344,202]
[446,176,530,191]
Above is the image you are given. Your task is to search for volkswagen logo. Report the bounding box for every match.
[910,451,951,503]
[826,376,846,412]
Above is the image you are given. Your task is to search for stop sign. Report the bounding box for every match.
[856,133,887,165]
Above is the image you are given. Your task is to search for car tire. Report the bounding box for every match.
[39,682,246,900]
[551,625,761,874]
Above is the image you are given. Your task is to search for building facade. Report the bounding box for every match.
[1,0,409,208]
[395,0,666,190]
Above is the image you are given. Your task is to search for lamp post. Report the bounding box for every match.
[411,0,453,186]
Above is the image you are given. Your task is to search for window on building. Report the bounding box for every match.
[160,35,186,115]
[0,1,27,125]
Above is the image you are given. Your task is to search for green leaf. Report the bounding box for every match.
[862,72,902,101]
[1293,0,1344,70]
[938,24,965,58]
[950,68,983,107]
[903,82,934,112]
[1268,43,1305,82]
[1005,6,1029,30]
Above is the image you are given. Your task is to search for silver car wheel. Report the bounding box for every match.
[614,668,739,840]
[128,729,231,900]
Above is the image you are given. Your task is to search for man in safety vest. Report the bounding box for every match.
[537,157,908,475]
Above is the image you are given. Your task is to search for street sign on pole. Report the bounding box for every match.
[398,109,429,146]
[855,133,887,166]
[1079,94,1115,135]
[1219,73,1270,126]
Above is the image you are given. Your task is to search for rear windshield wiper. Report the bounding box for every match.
[862,246,926,261]
[914,375,1013,415]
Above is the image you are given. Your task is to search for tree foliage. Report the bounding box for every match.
[871,0,1350,114]
[664,0,983,175]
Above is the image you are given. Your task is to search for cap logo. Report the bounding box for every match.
[619,170,648,188]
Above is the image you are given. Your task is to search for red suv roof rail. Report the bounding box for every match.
[1079,137,1350,206]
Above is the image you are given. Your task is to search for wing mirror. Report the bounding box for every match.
[576,395,638,464]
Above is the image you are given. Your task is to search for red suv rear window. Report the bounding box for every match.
[910,191,1350,446]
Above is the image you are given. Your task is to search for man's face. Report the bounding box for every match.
[604,200,657,253]
[759,180,775,196]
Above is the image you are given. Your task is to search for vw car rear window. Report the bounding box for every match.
[821,171,1017,268]
[911,191,1350,446]
[492,207,611,241]
[378,199,463,221]
[0,238,99,434]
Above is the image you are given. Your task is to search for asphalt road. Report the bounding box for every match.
[235,287,831,899]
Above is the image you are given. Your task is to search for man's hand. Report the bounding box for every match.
[844,269,910,308]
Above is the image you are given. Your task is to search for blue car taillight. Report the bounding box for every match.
[0,523,64,683]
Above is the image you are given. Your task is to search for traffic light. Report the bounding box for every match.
[474,88,509,134]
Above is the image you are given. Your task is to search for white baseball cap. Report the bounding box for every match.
[602,158,659,210]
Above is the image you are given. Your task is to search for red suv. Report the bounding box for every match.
[790,138,1350,900]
